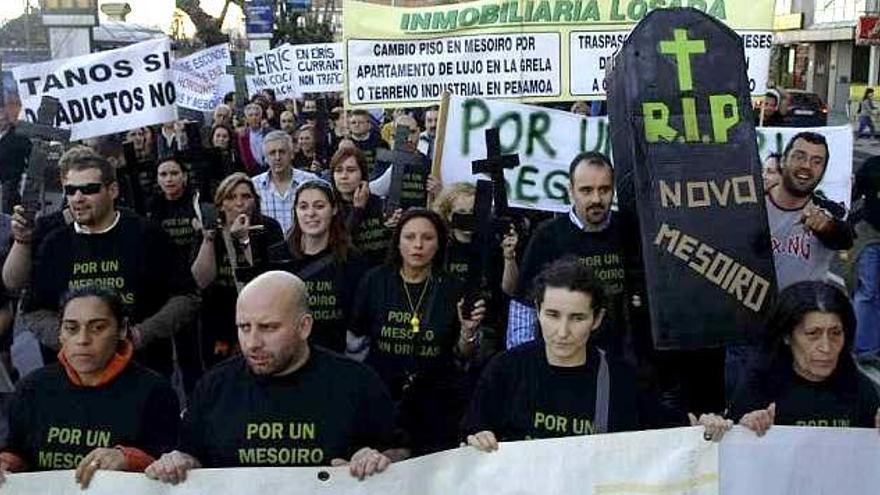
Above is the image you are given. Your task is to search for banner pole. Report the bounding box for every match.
[428,91,451,207]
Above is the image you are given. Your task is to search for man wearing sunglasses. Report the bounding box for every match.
[20,147,199,378]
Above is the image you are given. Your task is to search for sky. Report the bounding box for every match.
[0,0,242,34]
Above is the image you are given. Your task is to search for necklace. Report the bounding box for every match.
[401,273,431,333]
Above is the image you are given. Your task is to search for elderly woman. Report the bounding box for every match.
[0,287,179,488]
[191,173,284,365]
[731,281,880,435]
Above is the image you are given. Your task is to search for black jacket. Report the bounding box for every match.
[0,127,32,182]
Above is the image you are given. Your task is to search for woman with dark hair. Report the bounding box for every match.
[351,208,485,454]
[331,147,397,265]
[205,124,244,195]
[292,124,327,174]
[0,287,179,488]
[731,281,880,434]
[857,88,876,139]
[270,180,367,352]
[147,157,200,265]
[190,173,284,366]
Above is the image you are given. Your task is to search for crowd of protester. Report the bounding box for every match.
[0,88,876,487]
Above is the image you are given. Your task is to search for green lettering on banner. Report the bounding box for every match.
[515,165,540,203]
[553,0,573,21]
[527,112,555,157]
[580,0,600,21]
[462,98,490,155]
[642,102,677,143]
[433,10,458,30]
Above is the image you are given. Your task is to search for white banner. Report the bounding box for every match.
[173,44,235,113]
[440,95,854,213]
[347,33,562,105]
[11,38,177,141]
[568,30,772,97]
[5,427,879,494]
[289,43,344,95]
[247,43,343,100]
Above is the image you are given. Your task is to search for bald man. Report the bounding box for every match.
[369,114,432,210]
[145,271,398,483]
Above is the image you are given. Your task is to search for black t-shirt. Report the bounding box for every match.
[28,211,196,373]
[372,154,430,211]
[518,214,630,353]
[464,343,639,441]
[340,194,392,266]
[731,364,880,428]
[147,194,199,265]
[351,265,465,398]
[201,215,285,357]
[3,362,179,470]
[180,349,395,467]
[270,247,369,353]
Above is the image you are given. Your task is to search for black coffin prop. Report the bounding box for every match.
[608,8,776,350]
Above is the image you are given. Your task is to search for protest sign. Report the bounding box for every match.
[608,8,775,349]
[438,94,853,214]
[342,0,775,108]
[173,44,235,113]
[289,43,344,94]
[247,43,343,99]
[11,38,176,141]
[5,427,880,494]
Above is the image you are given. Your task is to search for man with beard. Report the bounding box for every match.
[767,132,852,289]
[508,152,642,361]
[22,148,199,377]
[145,271,399,483]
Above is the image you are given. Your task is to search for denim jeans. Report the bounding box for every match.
[855,243,880,356]
[858,115,876,138]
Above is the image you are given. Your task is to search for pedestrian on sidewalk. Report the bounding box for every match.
[857,88,877,139]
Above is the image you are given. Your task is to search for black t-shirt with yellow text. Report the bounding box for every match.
[180,348,395,467]
[464,342,639,441]
[4,362,179,470]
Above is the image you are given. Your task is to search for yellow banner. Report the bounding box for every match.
[343,0,775,108]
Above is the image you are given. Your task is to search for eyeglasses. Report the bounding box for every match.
[788,150,825,168]
[63,183,104,196]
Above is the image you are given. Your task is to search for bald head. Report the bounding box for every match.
[236,271,313,376]
[239,271,309,316]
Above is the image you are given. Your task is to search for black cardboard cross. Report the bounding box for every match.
[226,51,254,114]
[376,125,423,213]
[471,128,519,215]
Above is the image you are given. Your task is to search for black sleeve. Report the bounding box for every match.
[144,221,196,297]
[856,375,880,428]
[815,217,854,250]
[350,268,377,337]
[353,368,396,455]
[462,354,509,437]
[27,230,64,311]
[607,360,641,432]
[516,223,552,300]
[137,379,181,458]
[178,376,209,462]
[2,380,35,460]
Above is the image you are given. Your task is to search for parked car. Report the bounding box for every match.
[780,89,828,127]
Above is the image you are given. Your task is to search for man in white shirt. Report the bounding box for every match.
[251,131,318,234]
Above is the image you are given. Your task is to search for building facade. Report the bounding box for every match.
[773,0,880,117]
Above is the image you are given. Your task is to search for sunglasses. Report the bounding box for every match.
[63,183,104,196]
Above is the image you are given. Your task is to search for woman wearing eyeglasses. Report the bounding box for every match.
[350,209,486,455]
[269,180,367,353]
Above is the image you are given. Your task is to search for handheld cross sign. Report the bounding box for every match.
[226,51,254,115]
[471,128,519,214]
[459,127,521,315]
[376,125,424,214]
[16,96,71,220]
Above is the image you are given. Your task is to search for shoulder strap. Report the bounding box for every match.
[593,348,611,434]
[297,252,337,280]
